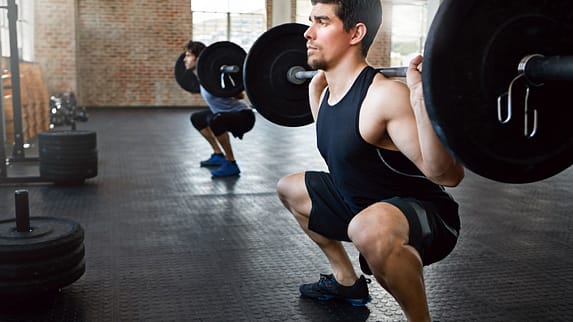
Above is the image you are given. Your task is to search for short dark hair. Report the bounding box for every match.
[310,0,382,57]
[185,40,206,57]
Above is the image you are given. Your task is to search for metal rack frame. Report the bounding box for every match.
[0,0,48,183]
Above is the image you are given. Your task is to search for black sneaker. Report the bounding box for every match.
[299,274,371,306]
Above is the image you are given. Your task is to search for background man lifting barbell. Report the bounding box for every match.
[276,1,463,321]
[183,40,255,177]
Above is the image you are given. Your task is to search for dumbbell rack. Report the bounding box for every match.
[0,0,50,184]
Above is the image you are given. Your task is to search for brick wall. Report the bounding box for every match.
[34,0,78,96]
[267,0,273,28]
[34,0,393,108]
[368,1,393,67]
[74,0,201,107]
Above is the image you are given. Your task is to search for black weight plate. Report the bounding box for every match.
[196,41,246,98]
[40,161,98,172]
[423,0,573,183]
[244,23,314,127]
[39,143,96,152]
[38,129,96,140]
[39,149,98,163]
[174,52,200,93]
[38,130,97,150]
[0,216,84,261]
[0,243,84,279]
[40,164,98,181]
[38,130,98,182]
[0,258,85,296]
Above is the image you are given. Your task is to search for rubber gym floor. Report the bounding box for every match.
[0,108,571,322]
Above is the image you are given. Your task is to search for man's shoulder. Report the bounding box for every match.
[366,73,410,108]
[370,72,409,90]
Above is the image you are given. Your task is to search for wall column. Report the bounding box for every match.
[271,0,292,27]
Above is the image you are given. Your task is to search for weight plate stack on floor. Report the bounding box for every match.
[0,191,85,298]
[38,130,98,184]
[0,217,86,297]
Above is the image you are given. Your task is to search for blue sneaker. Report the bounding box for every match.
[211,160,240,177]
[200,153,225,167]
[299,274,371,307]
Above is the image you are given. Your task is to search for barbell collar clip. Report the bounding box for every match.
[497,92,511,124]
[523,87,538,139]
[220,73,237,89]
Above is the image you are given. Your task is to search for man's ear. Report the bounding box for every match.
[350,23,367,45]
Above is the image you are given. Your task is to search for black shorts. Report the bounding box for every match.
[190,109,255,139]
[305,171,459,267]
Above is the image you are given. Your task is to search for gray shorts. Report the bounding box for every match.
[305,171,459,267]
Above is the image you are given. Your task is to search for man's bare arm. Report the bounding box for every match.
[405,55,464,186]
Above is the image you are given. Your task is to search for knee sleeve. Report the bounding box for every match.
[211,110,256,139]
[190,110,212,131]
[209,113,226,136]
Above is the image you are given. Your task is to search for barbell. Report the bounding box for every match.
[174,0,573,184]
[174,41,247,97]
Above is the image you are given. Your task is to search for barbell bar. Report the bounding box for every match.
[175,39,408,97]
[209,52,572,98]
[286,67,408,85]
[178,42,573,100]
[518,55,573,83]
[231,65,407,84]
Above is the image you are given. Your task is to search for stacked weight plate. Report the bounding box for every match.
[38,130,98,184]
[0,217,85,296]
[0,191,85,297]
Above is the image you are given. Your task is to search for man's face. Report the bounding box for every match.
[304,3,353,71]
[184,51,197,70]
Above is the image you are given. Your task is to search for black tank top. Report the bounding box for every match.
[316,66,459,227]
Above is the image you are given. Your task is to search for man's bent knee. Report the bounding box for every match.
[348,203,410,263]
[276,173,311,217]
[276,174,294,202]
[277,173,301,199]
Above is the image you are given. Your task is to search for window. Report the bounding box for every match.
[296,1,429,67]
[191,0,266,52]
[0,0,34,61]
[295,0,312,25]
[391,3,428,66]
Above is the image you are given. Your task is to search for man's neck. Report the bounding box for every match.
[324,58,368,104]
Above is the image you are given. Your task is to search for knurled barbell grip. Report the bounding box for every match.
[290,66,408,84]
[519,55,573,84]
[377,67,408,78]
